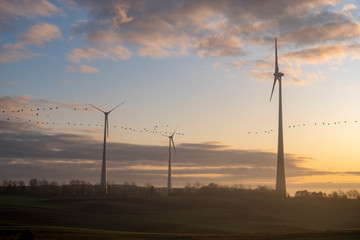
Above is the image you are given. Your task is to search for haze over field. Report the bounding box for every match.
[1,0,360,194]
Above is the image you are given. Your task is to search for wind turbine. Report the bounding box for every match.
[270,38,287,197]
[162,128,177,195]
[90,101,125,194]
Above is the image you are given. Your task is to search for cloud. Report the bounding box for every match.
[65,0,357,67]
[0,0,60,18]
[0,0,60,33]
[67,45,131,63]
[17,22,62,46]
[213,62,221,68]
[67,65,99,74]
[228,59,247,69]
[138,46,171,59]
[0,81,18,86]
[0,23,62,63]
[253,60,273,69]
[0,49,40,63]
[111,3,135,26]
[1,119,358,190]
[280,21,360,46]
[341,4,357,12]
[282,44,360,65]
[198,35,244,57]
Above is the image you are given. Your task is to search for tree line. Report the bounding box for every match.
[1,179,359,199]
[174,182,360,199]
[0,179,157,197]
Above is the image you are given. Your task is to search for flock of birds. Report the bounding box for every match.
[249,120,358,135]
[2,105,359,137]
[0,106,185,136]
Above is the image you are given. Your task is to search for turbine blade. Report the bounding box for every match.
[270,76,277,102]
[171,125,179,137]
[108,101,125,114]
[171,138,176,154]
[275,37,279,73]
[89,104,105,113]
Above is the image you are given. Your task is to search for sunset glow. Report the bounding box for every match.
[1,0,360,195]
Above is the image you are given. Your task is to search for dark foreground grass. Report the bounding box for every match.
[1,195,360,239]
[1,226,360,240]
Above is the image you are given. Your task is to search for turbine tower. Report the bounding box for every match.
[270,38,287,197]
[90,101,125,194]
[162,129,177,195]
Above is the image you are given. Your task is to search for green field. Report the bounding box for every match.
[1,195,359,239]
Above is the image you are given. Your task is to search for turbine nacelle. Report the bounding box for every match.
[162,128,177,154]
[274,72,284,78]
[89,101,125,137]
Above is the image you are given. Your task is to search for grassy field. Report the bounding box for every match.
[1,195,360,239]
[1,226,360,240]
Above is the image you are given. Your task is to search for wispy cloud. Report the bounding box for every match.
[213,62,221,68]
[67,64,99,74]
[228,59,247,69]
[67,45,131,63]
[0,81,18,86]
[342,4,357,12]
[282,44,360,65]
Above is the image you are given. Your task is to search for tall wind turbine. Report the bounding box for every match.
[90,101,125,194]
[270,38,287,197]
[162,129,177,195]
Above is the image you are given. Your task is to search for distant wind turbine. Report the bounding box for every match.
[162,128,177,195]
[90,101,125,194]
[270,38,287,197]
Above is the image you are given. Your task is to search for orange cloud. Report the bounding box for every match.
[67,65,99,74]
[282,44,360,64]
[198,35,244,57]
[67,45,131,63]
[228,59,247,69]
[248,67,315,86]
[341,4,357,12]
[253,60,272,69]
[17,22,62,46]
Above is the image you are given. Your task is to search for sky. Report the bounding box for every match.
[1,0,360,195]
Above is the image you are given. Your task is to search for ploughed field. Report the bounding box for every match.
[0,195,359,239]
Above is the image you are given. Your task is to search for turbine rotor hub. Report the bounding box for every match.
[274,72,284,77]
